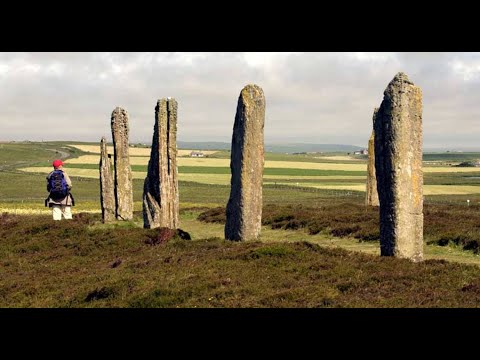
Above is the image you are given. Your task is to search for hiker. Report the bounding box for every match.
[45,159,75,220]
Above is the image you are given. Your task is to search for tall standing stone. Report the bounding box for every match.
[365,109,379,207]
[225,84,265,241]
[374,72,423,262]
[99,136,115,223]
[111,107,133,221]
[143,98,179,229]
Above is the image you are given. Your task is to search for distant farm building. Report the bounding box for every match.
[190,151,205,158]
[354,149,368,155]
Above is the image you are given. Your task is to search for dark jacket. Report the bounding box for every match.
[46,168,74,207]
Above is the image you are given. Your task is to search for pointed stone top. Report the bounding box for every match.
[241,84,264,102]
[100,136,108,156]
[391,72,414,85]
[111,107,128,116]
[242,83,263,92]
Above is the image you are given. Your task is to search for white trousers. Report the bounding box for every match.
[52,205,73,220]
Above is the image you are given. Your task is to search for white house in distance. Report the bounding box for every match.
[190,151,205,158]
[353,149,368,155]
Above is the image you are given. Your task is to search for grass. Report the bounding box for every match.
[18,166,480,195]
[66,155,150,165]
[56,154,371,171]
[198,202,480,259]
[1,211,480,308]
[423,152,480,162]
[423,185,480,195]
[3,139,480,209]
[0,166,368,211]
[39,163,367,177]
[0,142,85,170]
[14,141,480,199]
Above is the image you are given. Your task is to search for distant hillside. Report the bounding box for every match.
[177,141,364,153]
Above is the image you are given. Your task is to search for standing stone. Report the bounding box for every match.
[143,98,179,229]
[365,109,379,207]
[111,107,134,221]
[374,72,423,262]
[225,84,265,241]
[99,136,115,223]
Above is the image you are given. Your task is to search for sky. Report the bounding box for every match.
[0,52,479,150]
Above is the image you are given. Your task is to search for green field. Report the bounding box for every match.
[13,141,480,197]
[2,140,480,206]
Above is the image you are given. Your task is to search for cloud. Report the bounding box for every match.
[0,52,479,149]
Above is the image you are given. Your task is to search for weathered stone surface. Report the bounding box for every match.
[99,136,115,223]
[143,99,179,229]
[111,107,133,220]
[366,109,379,207]
[374,72,423,262]
[225,84,265,241]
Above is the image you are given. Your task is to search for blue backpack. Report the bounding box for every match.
[48,170,69,200]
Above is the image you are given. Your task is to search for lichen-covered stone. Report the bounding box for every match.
[366,109,379,207]
[225,84,265,241]
[111,107,133,221]
[374,72,423,262]
[99,136,115,223]
[143,99,179,229]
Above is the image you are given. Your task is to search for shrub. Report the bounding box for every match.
[330,225,361,237]
[145,228,176,245]
[196,202,480,255]
[85,286,117,302]
[197,207,225,223]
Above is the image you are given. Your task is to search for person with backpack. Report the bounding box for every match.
[45,159,75,220]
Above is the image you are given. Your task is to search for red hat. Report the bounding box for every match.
[52,159,64,168]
